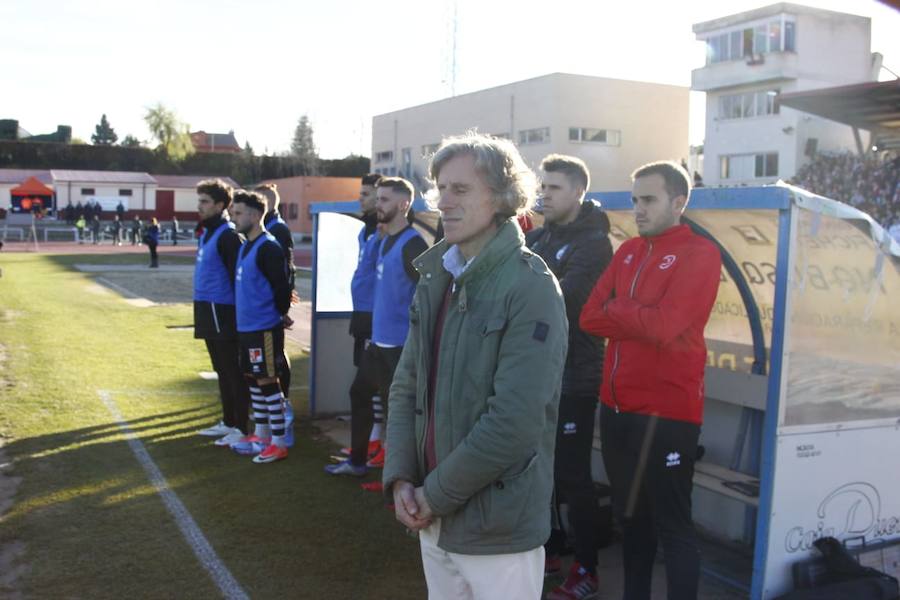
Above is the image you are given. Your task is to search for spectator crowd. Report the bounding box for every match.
[791,150,900,240]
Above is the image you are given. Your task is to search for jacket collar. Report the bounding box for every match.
[415,219,524,284]
[642,223,691,244]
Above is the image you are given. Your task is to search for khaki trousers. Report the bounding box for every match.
[418,518,544,600]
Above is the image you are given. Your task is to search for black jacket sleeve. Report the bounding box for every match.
[559,233,613,330]
[269,223,296,287]
[402,235,429,283]
[217,230,243,283]
[257,240,292,316]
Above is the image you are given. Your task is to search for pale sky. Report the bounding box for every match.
[2,0,898,158]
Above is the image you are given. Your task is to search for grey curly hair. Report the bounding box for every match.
[427,132,537,221]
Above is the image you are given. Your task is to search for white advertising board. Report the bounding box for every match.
[761,423,900,598]
[314,212,364,313]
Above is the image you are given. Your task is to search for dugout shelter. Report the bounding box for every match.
[310,184,900,598]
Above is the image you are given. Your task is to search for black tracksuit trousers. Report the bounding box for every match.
[348,344,402,466]
[546,393,603,571]
[600,404,701,600]
[205,338,250,434]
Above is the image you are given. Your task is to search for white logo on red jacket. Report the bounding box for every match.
[659,255,677,270]
[624,254,633,265]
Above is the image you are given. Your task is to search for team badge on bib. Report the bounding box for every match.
[249,348,263,364]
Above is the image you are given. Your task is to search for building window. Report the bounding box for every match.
[718,89,779,120]
[375,150,393,163]
[755,152,778,177]
[422,143,440,157]
[784,21,796,51]
[119,189,133,196]
[518,127,550,145]
[768,21,782,52]
[81,188,95,196]
[706,18,796,64]
[720,152,778,180]
[569,127,621,145]
[401,147,411,178]
[754,25,767,56]
[729,30,743,60]
[288,203,298,220]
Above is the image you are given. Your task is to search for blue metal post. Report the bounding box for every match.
[750,204,795,599]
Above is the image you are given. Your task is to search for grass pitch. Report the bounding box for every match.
[0,253,427,599]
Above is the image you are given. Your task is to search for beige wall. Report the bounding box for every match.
[259,176,360,235]
[372,73,689,193]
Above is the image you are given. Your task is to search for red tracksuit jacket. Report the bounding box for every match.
[579,224,721,424]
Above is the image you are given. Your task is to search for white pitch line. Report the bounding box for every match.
[95,276,139,298]
[97,390,249,600]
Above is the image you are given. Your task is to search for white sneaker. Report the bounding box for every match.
[198,421,231,437]
[213,429,245,446]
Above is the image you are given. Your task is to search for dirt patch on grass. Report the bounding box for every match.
[0,310,23,323]
[0,344,12,390]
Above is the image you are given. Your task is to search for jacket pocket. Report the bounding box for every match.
[464,316,507,389]
[470,451,538,536]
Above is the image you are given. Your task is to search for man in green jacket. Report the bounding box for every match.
[384,132,568,599]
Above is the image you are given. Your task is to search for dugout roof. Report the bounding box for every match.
[778,79,900,149]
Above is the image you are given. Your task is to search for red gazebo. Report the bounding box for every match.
[10,176,54,215]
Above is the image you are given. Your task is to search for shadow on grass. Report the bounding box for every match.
[44,254,196,269]
[1,368,427,599]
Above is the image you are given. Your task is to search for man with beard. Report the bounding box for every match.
[326,177,426,477]
[580,161,721,600]
[337,174,386,465]
[193,179,250,446]
[255,183,297,444]
[527,154,613,599]
[230,190,293,463]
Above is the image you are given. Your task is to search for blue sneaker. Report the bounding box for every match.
[283,423,295,448]
[283,405,295,448]
[324,459,367,477]
[230,435,269,456]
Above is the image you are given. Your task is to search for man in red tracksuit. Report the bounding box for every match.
[580,161,721,600]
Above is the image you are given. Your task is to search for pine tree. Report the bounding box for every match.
[91,114,118,145]
[290,115,319,175]
[120,135,142,148]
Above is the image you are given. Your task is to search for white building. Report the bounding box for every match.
[52,170,158,212]
[372,73,689,193]
[692,3,877,187]
[0,169,237,220]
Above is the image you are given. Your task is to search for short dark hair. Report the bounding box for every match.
[631,161,691,201]
[541,154,590,192]
[253,183,280,210]
[361,173,382,187]
[376,177,415,200]
[196,179,233,209]
[232,190,268,214]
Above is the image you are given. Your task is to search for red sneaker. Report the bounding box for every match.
[366,445,385,468]
[252,444,288,464]
[360,481,384,493]
[546,563,598,600]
